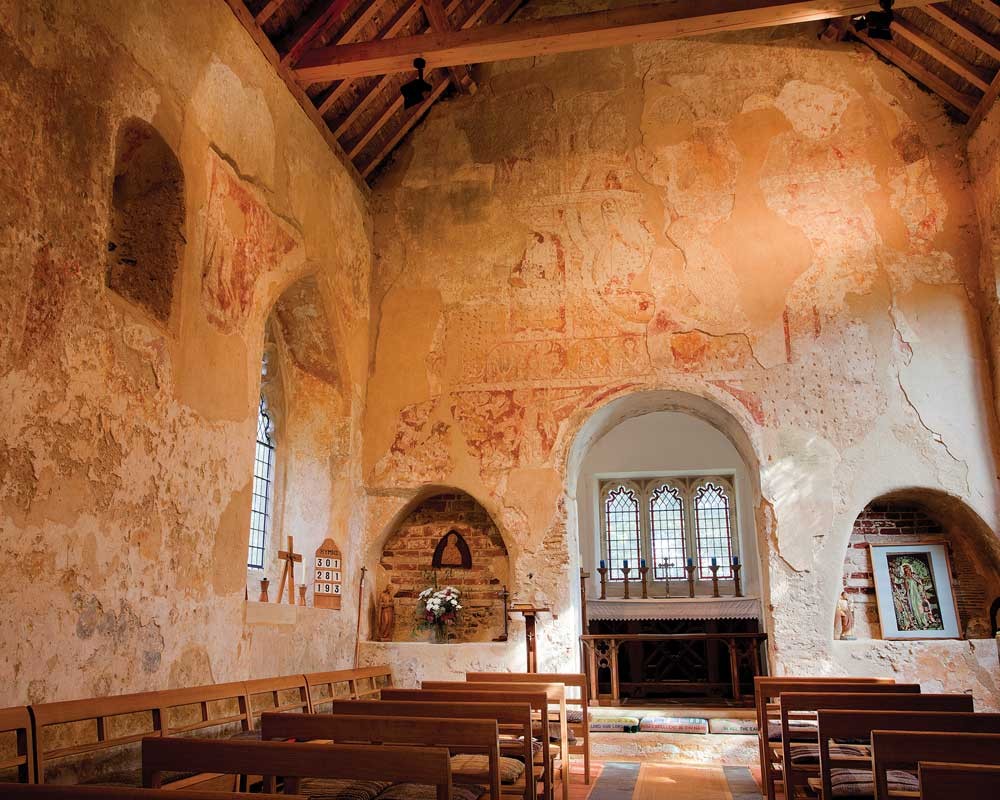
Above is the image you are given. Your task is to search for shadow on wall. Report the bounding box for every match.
[838,489,1000,641]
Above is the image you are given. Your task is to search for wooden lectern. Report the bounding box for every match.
[509,604,551,673]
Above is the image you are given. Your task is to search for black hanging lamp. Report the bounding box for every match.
[401,57,432,109]
[853,0,895,40]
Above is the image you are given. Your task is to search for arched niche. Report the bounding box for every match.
[377,489,510,643]
[840,490,1000,640]
[106,118,185,322]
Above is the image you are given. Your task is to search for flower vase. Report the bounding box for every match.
[432,624,448,644]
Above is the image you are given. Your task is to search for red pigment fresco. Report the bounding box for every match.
[710,380,766,426]
[20,246,81,359]
[201,157,298,333]
[670,330,755,372]
[509,231,566,334]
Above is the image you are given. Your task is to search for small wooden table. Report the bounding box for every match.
[509,605,551,673]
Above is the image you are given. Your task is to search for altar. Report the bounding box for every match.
[588,596,761,622]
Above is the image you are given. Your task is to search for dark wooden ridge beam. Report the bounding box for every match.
[295,0,935,83]
[423,0,478,94]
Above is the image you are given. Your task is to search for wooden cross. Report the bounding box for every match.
[276,535,302,605]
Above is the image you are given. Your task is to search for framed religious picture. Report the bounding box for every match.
[869,544,960,639]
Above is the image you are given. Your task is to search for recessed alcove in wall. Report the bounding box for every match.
[378,490,510,643]
[106,118,185,322]
[841,491,1000,640]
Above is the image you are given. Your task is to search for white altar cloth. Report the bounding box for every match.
[588,597,761,621]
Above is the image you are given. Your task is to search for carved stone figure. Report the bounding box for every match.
[376,585,395,642]
[835,589,855,640]
[440,533,463,567]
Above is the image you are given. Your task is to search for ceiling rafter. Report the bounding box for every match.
[279,0,354,66]
[423,0,478,94]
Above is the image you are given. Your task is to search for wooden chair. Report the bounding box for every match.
[871,731,1000,799]
[421,682,567,800]
[0,706,34,784]
[303,669,359,713]
[243,675,312,730]
[349,665,394,700]
[776,693,973,799]
[753,677,905,800]
[814,711,1000,799]
[918,762,1000,798]
[0,786,298,799]
[141,736,456,799]
[466,672,591,785]
[261,712,503,800]
[329,700,536,800]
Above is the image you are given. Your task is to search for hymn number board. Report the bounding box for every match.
[314,538,342,609]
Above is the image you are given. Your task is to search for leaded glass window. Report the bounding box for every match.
[247,397,274,570]
[693,481,734,579]
[649,483,687,580]
[603,484,641,579]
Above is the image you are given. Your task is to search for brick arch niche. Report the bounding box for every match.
[842,492,1000,640]
[378,490,510,643]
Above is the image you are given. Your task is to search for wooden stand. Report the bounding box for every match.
[710,564,721,598]
[685,564,696,598]
[597,567,608,600]
[276,536,302,605]
[258,577,269,603]
[313,538,343,610]
[353,566,367,668]
[639,566,649,599]
[509,605,551,673]
[733,563,744,597]
[622,565,632,600]
[298,584,307,606]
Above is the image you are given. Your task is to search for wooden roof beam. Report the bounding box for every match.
[969,70,1000,130]
[294,0,934,83]
[423,0,478,94]
[255,0,289,26]
[279,0,354,66]
[969,0,1000,19]
[920,4,1000,61]
[891,17,993,92]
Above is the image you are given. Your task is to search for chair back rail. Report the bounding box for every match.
[778,694,973,796]
[244,674,311,726]
[331,700,537,800]
[302,669,359,712]
[871,731,1000,799]
[0,705,34,784]
[260,713,502,800]
[918,762,1000,798]
[141,736,453,799]
[466,673,591,785]
[0,785,298,799]
[753,679,909,800]
[348,665,394,699]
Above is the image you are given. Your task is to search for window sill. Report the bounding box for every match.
[244,599,338,626]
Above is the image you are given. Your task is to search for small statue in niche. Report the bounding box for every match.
[432,530,472,569]
[835,588,856,640]
[375,585,396,642]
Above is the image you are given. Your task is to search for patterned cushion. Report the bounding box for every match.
[589,716,640,733]
[829,768,918,797]
[499,734,542,757]
[788,742,869,766]
[450,755,525,784]
[533,721,579,743]
[638,717,709,735]
[548,706,585,724]
[299,778,392,800]
[375,783,485,800]
[767,718,819,742]
[708,718,758,735]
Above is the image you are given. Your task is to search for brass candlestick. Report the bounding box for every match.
[685,564,696,598]
[639,566,650,598]
[597,567,608,600]
[733,563,744,597]
[710,564,721,598]
[298,584,307,606]
[259,577,270,603]
[622,565,632,599]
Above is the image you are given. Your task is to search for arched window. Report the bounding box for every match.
[649,483,686,580]
[693,481,735,579]
[598,475,738,585]
[603,484,641,579]
[247,397,275,570]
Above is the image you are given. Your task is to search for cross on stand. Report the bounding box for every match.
[509,604,552,673]
[276,535,302,605]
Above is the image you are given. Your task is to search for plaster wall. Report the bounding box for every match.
[0,0,371,705]
[366,18,1000,704]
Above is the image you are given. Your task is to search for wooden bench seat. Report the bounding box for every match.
[141,736,465,800]
[303,669,359,713]
[918,762,1000,798]
[331,689,544,800]
[260,712,504,800]
[872,731,1000,799]
[0,786,298,799]
[809,710,1000,799]
[466,673,590,785]
[0,705,33,784]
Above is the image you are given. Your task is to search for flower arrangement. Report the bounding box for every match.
[418,585,462,642]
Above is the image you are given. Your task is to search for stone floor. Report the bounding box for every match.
[569,760,763,800]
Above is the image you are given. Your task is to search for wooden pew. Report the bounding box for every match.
[328,700,536,800]
[303,669,359,713]
[420,682,567,800]
[815,711,1000,799]
[260,712,503,800]
[244,674,312,730]
[141,736,458,800]
[350,665,394,700]
[918,762,1000,798]
[31,682,252,789]
[871,731,1000,799]
[777,693,972,799]
[0,786,298,799]
[466,672,591,785]
[0,705,34,784]
[753,677,906,800]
